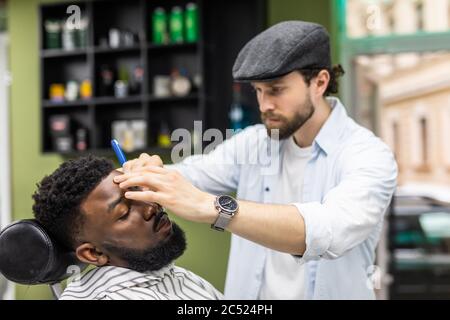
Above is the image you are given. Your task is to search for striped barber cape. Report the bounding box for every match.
[59,264,224,300]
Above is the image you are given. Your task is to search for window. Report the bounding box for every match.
[420,117,428,166]
[392,121,400,162]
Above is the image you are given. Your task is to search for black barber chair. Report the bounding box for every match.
[0,219,87,299]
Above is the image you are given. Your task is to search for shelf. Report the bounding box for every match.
[96,146,173,156]
[147,42,198,51]
[146,93,199,103]
[43,96,148,107]
[94,95,144,106]
[43,99,92,108]
[94,45,142,55]
[51,145,174,158]
[41,48,88,58]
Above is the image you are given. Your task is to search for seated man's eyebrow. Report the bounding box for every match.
[107,196,124,213]
[107,187,143,212]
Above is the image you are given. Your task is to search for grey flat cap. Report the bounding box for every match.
[233,21,331,82]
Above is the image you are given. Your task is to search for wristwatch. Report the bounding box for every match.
[211,195,239,231]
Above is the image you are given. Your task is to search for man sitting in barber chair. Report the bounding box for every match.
[31,155,223,300]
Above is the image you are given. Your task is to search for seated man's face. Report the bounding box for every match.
[76,170,186,272]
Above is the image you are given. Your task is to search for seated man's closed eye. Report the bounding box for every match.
[32,155,223,300]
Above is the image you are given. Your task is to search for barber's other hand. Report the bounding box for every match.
[114,166,216,224]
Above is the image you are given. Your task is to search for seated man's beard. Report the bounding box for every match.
[103,222,187,273]
[262,101,315,140]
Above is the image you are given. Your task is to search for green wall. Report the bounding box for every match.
[9,0,60,300]
[8,0,336,299]
[268,0,339,64]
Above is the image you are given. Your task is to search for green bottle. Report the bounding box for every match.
[45,20,61,49]
[169,6,184,43]
[185,3,199,43]
[152,7,168,45]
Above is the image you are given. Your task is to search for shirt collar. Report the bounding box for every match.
[313,97,349,156]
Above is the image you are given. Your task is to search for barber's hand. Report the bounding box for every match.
[122,153,164,173]
[113,165,216,224]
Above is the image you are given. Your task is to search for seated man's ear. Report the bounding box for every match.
[76,243,109,266]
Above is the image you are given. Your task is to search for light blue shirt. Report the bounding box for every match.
[171,97,398,299]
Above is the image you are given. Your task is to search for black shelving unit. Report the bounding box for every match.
[39,0,266,155]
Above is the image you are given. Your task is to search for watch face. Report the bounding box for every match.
[218,195,238,212]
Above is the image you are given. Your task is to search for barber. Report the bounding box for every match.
[114,21,398,300]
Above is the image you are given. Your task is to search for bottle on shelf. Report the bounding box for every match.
[76,17,89,48]
[152,7,169,45]
[129,65,144,95]
[80,79,92,100]
[169,6,184,43]
[158,121,172,148]
[62,19,77,51]
[185,3,199,43]
[99,64,115,96]
[109,28,121,48]
[170,68,192,97]
[114,65,130,98]
[65,81,79,101]
[49,83,65,102]
[76,128,88,151]
[229,84,257,132]
[44,20,61,49]
[229,83,244,131]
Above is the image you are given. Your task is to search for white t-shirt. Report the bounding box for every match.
[258,136,312,300]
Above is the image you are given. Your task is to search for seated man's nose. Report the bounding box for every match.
[142,204,159,221]
[141,207,153,221]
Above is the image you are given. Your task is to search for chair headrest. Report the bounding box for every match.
[0,219,87,285]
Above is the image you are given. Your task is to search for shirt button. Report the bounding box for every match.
[265,187,270,192]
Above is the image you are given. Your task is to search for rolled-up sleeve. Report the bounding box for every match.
[293,140,398,262]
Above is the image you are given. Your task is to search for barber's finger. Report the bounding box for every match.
[122,159,138,173]
[124,190,161,203]
[118,174,165,190]
[123,155,149,173]
[135,153,163,168]
[139,153,163,167]
[136,153,152,167]
[129,164,167,174]
[114,166,167,183]
[139,152,151,160]
[123,154,163,173]
[126,165,167,177]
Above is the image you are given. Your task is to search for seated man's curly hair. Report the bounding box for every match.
[32,155,114,250]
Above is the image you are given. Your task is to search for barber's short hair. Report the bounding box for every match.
[298,64,345,96]
[32,155,114,249]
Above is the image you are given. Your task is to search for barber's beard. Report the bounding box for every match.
[261,97,315,140]
[103,223,187,273]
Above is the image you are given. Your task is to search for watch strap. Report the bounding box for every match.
[211,211,233,231]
